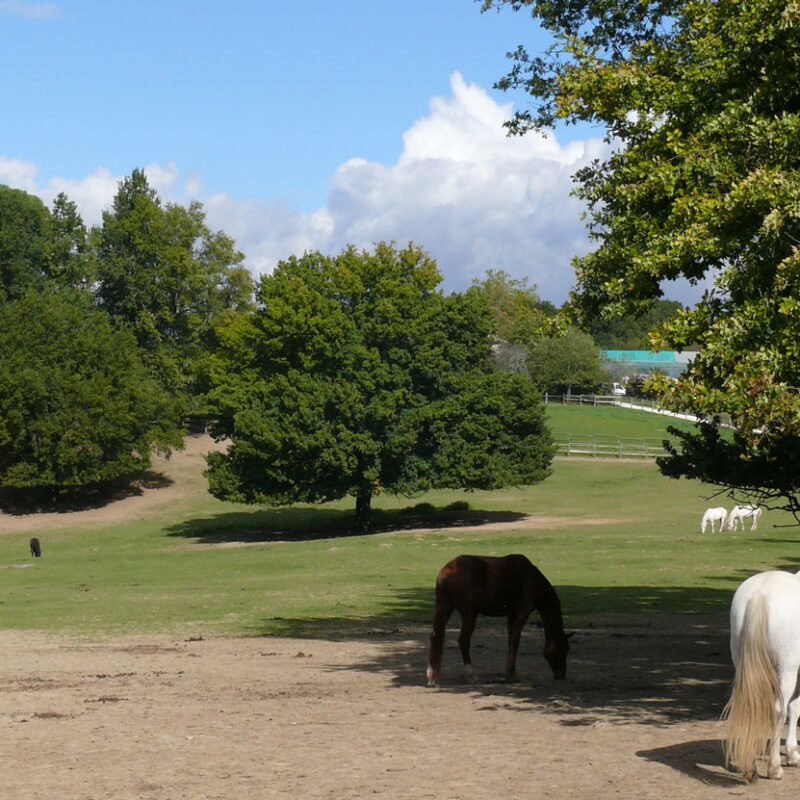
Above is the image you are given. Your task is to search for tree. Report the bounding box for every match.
[485,0,800,516]
[527,327,606,396]
[205,242,554,530]
[471,269,560,346]
[591,299,685,350]
[48,192,91,290]
[0,186,92,302]
[0,185,51,302]
[0,289,182,491]
[93,169,254,413]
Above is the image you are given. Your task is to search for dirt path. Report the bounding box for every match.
[0,614,792,799]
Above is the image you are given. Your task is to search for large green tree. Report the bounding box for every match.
[206,242,554,530]
[485,0,800,515]
[528,327,606,396]
[0,289,181,491]
[93,169,254,413]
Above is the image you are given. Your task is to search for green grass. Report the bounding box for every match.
[545,403,699,440]
[0,407,791,639]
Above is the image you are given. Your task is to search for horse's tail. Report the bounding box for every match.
[722,594,780,782]
[427,571,453,687]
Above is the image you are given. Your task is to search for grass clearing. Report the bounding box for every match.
[545,402,699,440]
[0,409,793,639]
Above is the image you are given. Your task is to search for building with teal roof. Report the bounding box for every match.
[601,350,697,379]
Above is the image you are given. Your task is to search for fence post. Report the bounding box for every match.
[545,392,548,405]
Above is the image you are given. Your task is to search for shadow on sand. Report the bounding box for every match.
[636,739,742,787]
[0,470,174,515]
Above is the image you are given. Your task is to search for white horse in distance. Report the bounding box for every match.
[725,570,800,780]
[701,506,728,533]
[728,504,762,531]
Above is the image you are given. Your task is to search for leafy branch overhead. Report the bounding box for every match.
[485,0,800,515]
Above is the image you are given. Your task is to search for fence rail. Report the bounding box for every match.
[543,393,660,409]
[554,434,666,459]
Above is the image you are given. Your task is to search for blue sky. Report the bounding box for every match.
[2,1,695,304]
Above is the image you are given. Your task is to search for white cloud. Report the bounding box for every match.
[0,156,39,192]
[317,72,608,300]
[199,72,608,302]
[0,1,59,19]
[1,73,613,303]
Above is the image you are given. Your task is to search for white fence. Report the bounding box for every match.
[554,434,666,459]
[544,393,662,410]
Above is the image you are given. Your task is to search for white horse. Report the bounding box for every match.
[701,506,728,533]
[727,504,763,531]
[724,570,800,780]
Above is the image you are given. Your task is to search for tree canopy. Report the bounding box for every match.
[528,326,606,395]
[0,289,181,491]
[590,299,685,350]
[206,242,554,530]
[93,169,254,413]
[0,175,257,497]
[485,0,800,515]
[470,269,559,346]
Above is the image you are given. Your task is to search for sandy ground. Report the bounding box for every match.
[0,439,794,797]
[1,614,796,799]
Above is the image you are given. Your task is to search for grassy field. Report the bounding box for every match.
[545,402,699,440]
[0,406,793,639]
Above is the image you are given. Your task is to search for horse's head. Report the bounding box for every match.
[544,633,572,680]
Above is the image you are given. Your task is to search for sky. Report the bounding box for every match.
[0,0,695,305]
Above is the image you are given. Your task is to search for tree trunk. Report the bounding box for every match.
[355,492,372,533]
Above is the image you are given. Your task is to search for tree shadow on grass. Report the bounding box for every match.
[164,505,528,544]
[0,470,173,515]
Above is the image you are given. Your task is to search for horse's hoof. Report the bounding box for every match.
[426,667,437,688]
[787,750,800,766]
[768,765,784,780]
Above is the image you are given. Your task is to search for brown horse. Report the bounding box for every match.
[426,554,570,687]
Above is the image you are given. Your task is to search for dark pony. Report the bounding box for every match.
[427,554,570,686]
[29,537,41,558]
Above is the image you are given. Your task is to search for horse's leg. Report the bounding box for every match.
[786,693,800,767]
[505,612,527,682]
[768,670,797,779]
[457,610,478,683]
[427,597,453,687]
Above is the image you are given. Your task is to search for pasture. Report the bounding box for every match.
[1,408,798,797]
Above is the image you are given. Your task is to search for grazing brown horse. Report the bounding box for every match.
[29,537,41,558]
[427,554,570,687]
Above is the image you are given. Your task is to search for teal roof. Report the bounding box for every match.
[602,350,677,362]
[600,349,697,377]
